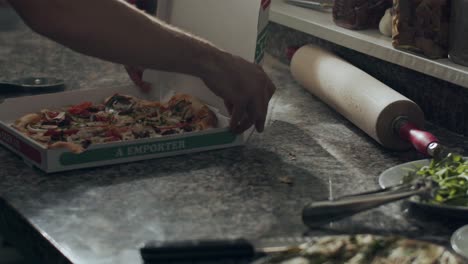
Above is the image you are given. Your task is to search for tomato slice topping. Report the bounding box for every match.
[63,129,79,136]
[44,129,79,137]
[94,115,109,122]
[44,129,59,137]
[68,102,93,115]
[46,111,59,118]
[104,129,122,139]
[157,122,188,130]
[104,136,121,142]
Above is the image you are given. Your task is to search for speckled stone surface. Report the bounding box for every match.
[267,22,468,137]
[0,11,467,264]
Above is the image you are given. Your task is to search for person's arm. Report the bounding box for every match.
[9,0,216,79]
[7,0,276,133]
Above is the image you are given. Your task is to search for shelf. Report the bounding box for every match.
[270,0,468,89]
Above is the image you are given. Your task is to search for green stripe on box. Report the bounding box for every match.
[59,131,238,166]
[255,25,269,64]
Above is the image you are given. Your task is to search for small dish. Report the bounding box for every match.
[451,225,468,260]
[378,158,468,220]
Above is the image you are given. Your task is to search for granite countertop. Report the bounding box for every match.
[1,12,467,264]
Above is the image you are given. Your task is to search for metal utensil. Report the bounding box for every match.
[302,179,436,227]
[140,236,312,263]
[0,77,65,94]
[379,158,468,221]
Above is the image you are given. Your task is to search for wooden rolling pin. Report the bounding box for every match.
[290,45,434,152]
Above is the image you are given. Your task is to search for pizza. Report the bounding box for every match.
[12,93,217,153]
[255,235,464,264]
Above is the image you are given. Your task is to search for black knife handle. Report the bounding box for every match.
[140,239,256,262]
[0,82,20,93]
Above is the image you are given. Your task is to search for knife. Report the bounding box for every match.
[140,237,311,263]
[302,178,436,228]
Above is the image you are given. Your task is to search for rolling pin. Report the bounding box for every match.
[290,45,443,156]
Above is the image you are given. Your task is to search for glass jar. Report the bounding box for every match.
[449,0,468,66]
[333,0,391,30]
[392,0,450,59]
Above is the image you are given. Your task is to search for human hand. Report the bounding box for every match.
[201,53,276,134]
[125,66,152,93]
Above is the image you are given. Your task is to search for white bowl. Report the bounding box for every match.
[451,225,468,259]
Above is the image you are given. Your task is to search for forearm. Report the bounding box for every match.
[8,0,223,78]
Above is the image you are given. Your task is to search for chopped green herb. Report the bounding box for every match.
[403,153,468,207]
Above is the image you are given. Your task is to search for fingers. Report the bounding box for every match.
[254,78,275,133]
[230,101,258,134]
[224,100,234,115]
[229,104,246,132]
[125,66,152,93]
[204,57,276,135]
[125,66,142,83]
[254,116,266,133]
[228,78,275,134]
[230,101,265,134]
[234,115,253,134]
[251,98,266,133]
[139,82,152,93]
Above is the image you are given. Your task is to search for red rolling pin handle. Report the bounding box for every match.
[286,46,299,61]
[397,120,439,156]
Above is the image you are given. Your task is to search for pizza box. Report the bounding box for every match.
[0,0,270,173]
[0,86,244,173]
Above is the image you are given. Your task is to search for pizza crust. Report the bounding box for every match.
[194,106,218,130]
[168,94,205,111]
[48,141,85,154]
[13,113,42,132]
[168,94,217,130]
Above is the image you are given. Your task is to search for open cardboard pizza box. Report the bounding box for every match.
[0,0,270,173]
